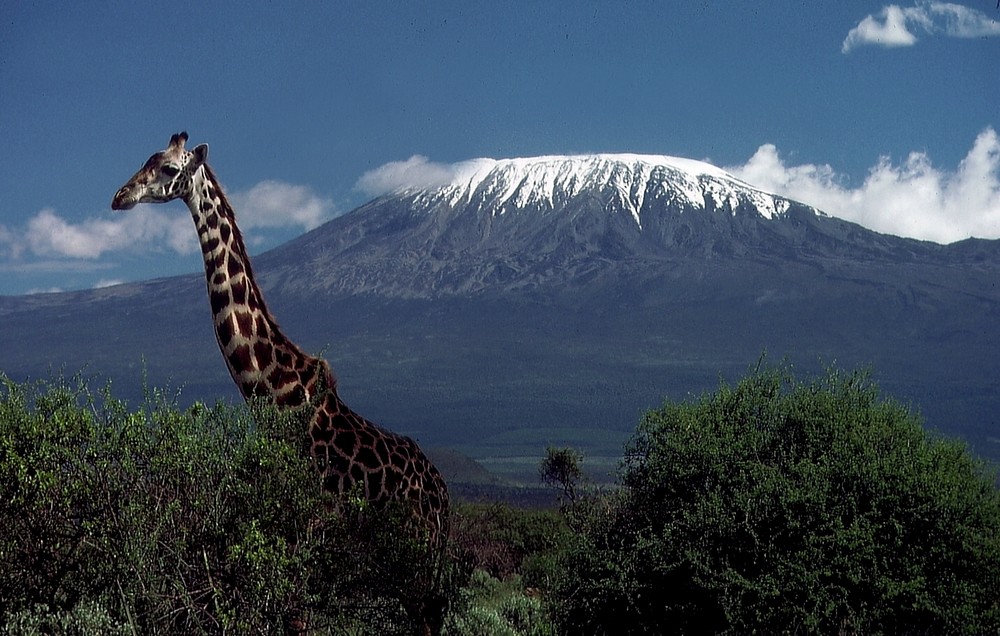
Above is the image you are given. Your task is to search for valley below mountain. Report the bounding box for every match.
[2,154,998,483]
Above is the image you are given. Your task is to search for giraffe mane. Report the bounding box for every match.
[200,162,338,391]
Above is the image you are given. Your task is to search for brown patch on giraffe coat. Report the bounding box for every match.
[242,379,267,399]
[231,279,247,306]
[375,438,391,465]
[266,366,287,387]
[383,469,400,494]
[335,430,358,455]
[216,315,235,349]
[228,343,252,371]
[310,423,335,444]
[356,429,375,453]
[253,340,273,369]
[366,470,384,496]
[227,255,244,278]
[355,445,379,469]
[247,289,262,312]
[210,289,230,317]
[283,385,307,407]
[349,463,365,485]
[235,311,254,338]
[275,348,293,368]
[202,237,220,254]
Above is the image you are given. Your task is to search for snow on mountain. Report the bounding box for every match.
[402,154,796,229]
[265,149,997,300]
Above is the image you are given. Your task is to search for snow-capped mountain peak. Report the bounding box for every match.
[406,154,794,228]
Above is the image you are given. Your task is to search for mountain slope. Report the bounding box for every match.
[257,154,989,298]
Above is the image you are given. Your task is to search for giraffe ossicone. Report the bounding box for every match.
[112,130,450,563]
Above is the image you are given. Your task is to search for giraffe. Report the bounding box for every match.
[112,132,449,634]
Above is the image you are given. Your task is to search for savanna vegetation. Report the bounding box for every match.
[1,363,998,634]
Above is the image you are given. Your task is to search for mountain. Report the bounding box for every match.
[256,154,991,298]
[2,154,999,480]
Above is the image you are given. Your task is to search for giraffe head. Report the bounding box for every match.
[112,132,209,210]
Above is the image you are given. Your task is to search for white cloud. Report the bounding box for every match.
[842,5,920,52]
[0,224,20,259]
[1,180,331,263]
[229,180,334,231]
[727,127,1000,244]
[842,1,1000,52]
[356,155,460,196]
[929,1,1000,37]
[21,207,194,259]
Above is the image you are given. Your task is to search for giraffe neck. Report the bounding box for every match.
[183,165,332,407]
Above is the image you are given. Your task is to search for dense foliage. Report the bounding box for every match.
[550,365,1000,634]
[4,363,999,635]
[0,373,461,634]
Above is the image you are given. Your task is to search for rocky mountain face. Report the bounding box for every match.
[2,154,999,476]
[255,154,992,299]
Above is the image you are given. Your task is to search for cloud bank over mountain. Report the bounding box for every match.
[355,155,462,196]
[357,128,1000,244]
[728,128,1000,244]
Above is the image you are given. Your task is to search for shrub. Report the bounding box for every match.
[449,502,570,584]
[444,570,553,636]
[539,446,584,504]
[0,373,458,634]
[551,364,1000,634]
[0,601,129,636]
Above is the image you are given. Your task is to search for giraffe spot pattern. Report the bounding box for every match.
[253,341,274,369]
[228,343,252,371]
[227,254,244,278]
[305,392,448,539]
[210,290,230,319]
[234,311,254,338]
[203,237,220,254]
[231,279,247,305]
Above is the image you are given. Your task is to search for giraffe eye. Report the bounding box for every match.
[160,165,180,177]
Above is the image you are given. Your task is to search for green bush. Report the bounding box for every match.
[449,502,570,586]
[0,373,458,634]
[0,601,128,636]
[551,364,1000,634]
[444,570,553,636]
[443,504,565,635]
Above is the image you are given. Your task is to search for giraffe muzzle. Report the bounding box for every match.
[112,186,137,211]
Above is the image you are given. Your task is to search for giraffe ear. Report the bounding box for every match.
[192,143,209,166]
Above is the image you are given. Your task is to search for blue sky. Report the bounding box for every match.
[1,1,998,295]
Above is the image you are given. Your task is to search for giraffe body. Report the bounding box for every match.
[112,134,449,627]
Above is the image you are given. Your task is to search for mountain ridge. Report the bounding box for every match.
[256,154,997,299]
